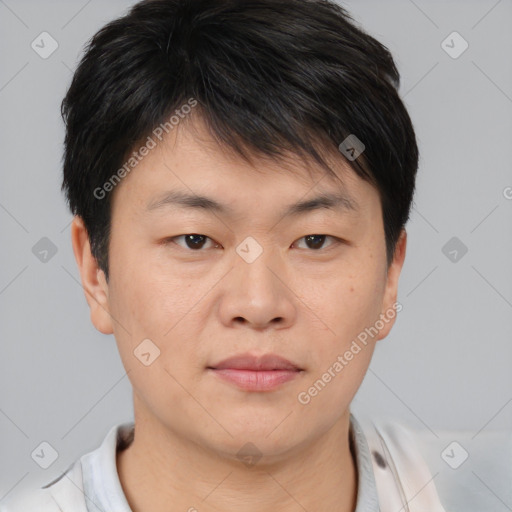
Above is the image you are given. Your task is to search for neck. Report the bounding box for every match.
[117,408,358,512]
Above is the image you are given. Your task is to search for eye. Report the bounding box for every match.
[164,233,342,252]
[292,234,340,251]
[167,234,220,251]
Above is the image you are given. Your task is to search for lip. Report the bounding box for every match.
[207,353,303,391]
[210,353,301,371]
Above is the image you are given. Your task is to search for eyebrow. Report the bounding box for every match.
[145,189,359,218]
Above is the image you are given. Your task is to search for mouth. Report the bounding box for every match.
[207,353,304,392]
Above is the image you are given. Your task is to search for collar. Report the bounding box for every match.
[349,413,381,511]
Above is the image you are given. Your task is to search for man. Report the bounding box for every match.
[0,0,448,510]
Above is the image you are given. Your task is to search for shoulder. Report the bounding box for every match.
[0,487,58,512]
[0,460,88,512]
[359,416,447,511]
[0,422,133,512]
[356,414,512,512]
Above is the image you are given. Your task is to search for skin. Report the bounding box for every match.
[71,116,407,512]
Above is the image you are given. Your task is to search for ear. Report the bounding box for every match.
[375,228,407,341]
[70,216,114,335]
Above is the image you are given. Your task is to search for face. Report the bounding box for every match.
[73,117,406,461]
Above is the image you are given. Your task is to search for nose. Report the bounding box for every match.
[217,247,297,331]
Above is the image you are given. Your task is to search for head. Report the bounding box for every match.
[64,0,417,461]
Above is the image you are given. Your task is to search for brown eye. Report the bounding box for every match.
[293,235,338,250]
[169,234,218,250]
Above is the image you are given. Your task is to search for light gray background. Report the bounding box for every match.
[1,0,511,504]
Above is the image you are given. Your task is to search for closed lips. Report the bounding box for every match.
[208,353,302,371]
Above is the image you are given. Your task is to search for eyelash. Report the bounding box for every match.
[163,234,343,252]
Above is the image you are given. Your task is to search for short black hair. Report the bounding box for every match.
[61,0,418,281]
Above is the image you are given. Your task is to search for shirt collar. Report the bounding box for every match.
[81,413,379,512]
[81,422,133,512]
[349,413,381,512]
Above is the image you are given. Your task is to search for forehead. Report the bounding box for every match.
[110,117,378,221]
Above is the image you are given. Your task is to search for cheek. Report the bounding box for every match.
[296,278,381,420]
[108,241,192,336]
[308,263,385,344]
[107,266,202,412]
[298,260,385,404]
[106,247,211,386]
[304,258,385,402]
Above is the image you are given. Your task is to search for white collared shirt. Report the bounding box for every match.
[0,414,386,511]
[6,411,511,511]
